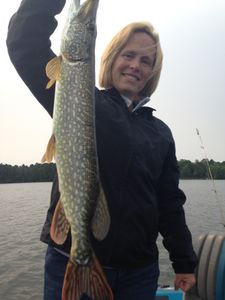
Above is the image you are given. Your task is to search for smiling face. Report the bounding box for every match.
[111,32,156,101]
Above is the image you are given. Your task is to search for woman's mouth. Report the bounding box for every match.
[123,73,140,81]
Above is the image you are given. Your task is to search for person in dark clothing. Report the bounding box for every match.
[6,0,197,299]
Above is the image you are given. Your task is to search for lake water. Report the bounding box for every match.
[0,180,225,299]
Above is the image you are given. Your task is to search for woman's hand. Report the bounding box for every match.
[174,273,196,292]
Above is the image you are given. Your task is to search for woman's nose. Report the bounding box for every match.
[129,58,140,70]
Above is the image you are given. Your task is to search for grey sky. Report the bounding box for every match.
[1,0,225,165]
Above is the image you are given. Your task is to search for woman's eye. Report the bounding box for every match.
[142,58,152,66]
[122,53,133,59]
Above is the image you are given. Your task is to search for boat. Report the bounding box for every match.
[156,233,225,300]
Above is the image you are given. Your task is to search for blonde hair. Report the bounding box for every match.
[99,22,163,97]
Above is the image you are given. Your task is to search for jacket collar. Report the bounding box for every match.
[106,88,155,115]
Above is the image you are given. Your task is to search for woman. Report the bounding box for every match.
[6,0,197,299]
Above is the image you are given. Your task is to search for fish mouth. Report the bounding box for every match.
[76,0,99,21]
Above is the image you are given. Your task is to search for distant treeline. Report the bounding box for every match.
[179,159,225,180]
[0,163,56,183]
[0,159,225,183]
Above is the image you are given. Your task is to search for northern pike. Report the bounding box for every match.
[42,0,112,299]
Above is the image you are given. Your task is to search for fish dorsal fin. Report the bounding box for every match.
[41,134,56,163]
[50,199,70,245]
[45,56,62,89]
[91,184,111,240]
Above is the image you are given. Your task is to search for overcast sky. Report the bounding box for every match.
[1,0,225,166]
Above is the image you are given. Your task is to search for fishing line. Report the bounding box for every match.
[196,128,225,227]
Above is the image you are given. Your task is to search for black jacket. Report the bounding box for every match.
[6,0,197,273]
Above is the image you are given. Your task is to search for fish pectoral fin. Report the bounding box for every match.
[50,199,70,245]
[91,184,111,241]
[41,134,56,163]
[62,255,113,300]
[45,56,62,89]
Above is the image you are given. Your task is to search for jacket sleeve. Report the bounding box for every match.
[6,0,66,117]
[158,138,198,274]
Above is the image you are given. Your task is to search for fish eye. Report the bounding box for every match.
[87,23,95,32]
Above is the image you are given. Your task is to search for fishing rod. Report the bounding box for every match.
[196,128,225,227]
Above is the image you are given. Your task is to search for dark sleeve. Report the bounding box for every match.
[6,0,66,117]
[158,139,198,274]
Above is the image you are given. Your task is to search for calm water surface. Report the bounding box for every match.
[0,180,225,299]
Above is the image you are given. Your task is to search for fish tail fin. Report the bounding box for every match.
[62,255,113,300]
[41,134,56,163]
[50,199,70,244]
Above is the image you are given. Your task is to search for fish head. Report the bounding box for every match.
[61,0,99,62]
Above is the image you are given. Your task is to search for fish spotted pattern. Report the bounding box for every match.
[43,0,112,299]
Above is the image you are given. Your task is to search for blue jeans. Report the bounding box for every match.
[44,245,159,300]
